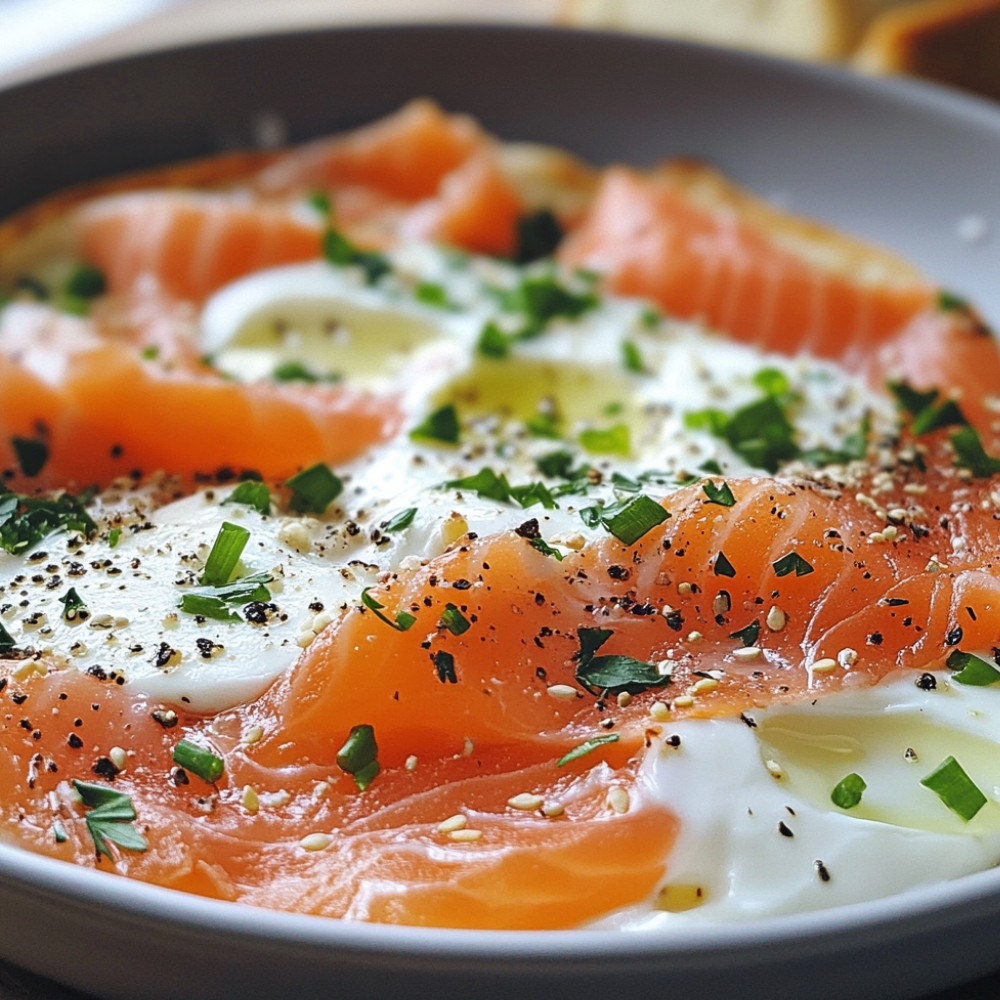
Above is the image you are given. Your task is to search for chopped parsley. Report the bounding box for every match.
[0,489,97,555]
[949,426,1000,478]
[322,228,390,285]
[285,462,343,513]
[946,649,1000,686]
[440,603,471,636]
[57,586,88,623]
[622,340,646,374]
[555,733,620,767]
[772,551,814,578]
[409,403,461,445]
[172,739,225,783]
[72,780,147,860]
[178,571,273,622]
[497,273,598,338]
[445,467,557,510]
[831,772,867,810]
[585,493,669,545]
[382,507,417,533]
[271,361,339,383]
[729,620,760,647]
[360,587,416,632]
[530,536,564,561]
[414,281,451,308]
[59,263,107,315]
[573,626,669,695]
[579,423,631,457]
[713,552,736,578]
[336,723,379,791]
[476,321,512,359]
[702,480,736,507]
[433,649,458,684]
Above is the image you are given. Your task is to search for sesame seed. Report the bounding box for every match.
[507,793,544,811]
[765,759,783,779]
[882,525,898,541]
[616,691,632,708]
[449,828,483,842]
[673,694,695,709]
[542,802,565,818]
[547,684,579,701]
[838,647,859,668]
[733,646,762,661]
[650,701,670,721]
[299,833,332,851]
[686,630,703,643]
[243,725,264,746]
[405,754,418,771]
[296,629,317,648]
[689,677,718,694]
[766,606,786,632]
[811,658,838,674]
[437,814,467,835]
[606,786,630,814]
[108,746,128,771]
[242,786,259,814]
[677,581,693,595]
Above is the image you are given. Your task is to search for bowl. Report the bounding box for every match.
[1,23,1000,1000]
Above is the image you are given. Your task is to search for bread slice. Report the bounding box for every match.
[558,0,918,60]
[854,0,1000,99]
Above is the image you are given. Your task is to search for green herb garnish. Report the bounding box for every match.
[382,507,417,533]
[107,527,121,549]
[622,340,646,374]
[499,273,597,337]
[476,321,512,359]
[579,423,630,457]
[271,361,339,383]
[946,649,1000,686]
[58,586,87,623]
[920,755,987,822]
[555,733,620,767]
[0,489,97,555]
[172,739,225,783]
[433,649,458,684]
[531,536,564,561]
[11,436,48,477]
[949,426,1000,478]
[831,772,867,809]
[72,780,147,860]
[201,521,249,587]
[599,494,669,545]
[573,626,669,695]
[360,587,416,632]
[714,552,736,578]
[702,480,736,507]
[223,480,271,515]
[415,281,450,308]
[513,209,564,264]
[322,228,390,284]
[729,620,760,647]
[772,551,814,578]
[440,603,471,636]
[285,462,343,513]
[336,723,379,791]
[178,571,273,622]
[410,403,461,445]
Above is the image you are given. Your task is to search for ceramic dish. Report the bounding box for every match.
[1,24,1000,1000]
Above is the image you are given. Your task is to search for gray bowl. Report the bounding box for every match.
[1,24,1000,1000]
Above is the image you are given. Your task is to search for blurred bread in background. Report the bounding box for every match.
[559,0,1000,100]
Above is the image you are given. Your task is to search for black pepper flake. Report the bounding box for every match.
[451,579,471,591]
[92,756,120,780]
[739,712,757,729]
[11,692,27,705]
[515,519,541,540]
[664,610,684,632]
[154,642,177,668]
[778,821,794,838]
[171,767,190,786]
[867,632,884,646]
[815,860,831,883]
[915,672,937,691]
[945,626,964,646]
[607,565,630,580]
[67,733,84,749]
[664,734,681,748]
[151,709,178,729]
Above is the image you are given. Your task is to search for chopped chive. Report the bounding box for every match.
[831,772,867,809]
[772,551,814,577]
[950,426,1000,478]
[322,228,389,284]
[530,536,564,561]
[201,521,249,587]
[410,403,461,445]
[946,649,1000,686]
[600,494,669,545]
[714,552,736,578]
[556,733,620,767]
[172,739,225,783]
[223,480,271,515]
[382,507,417,533]
[415,281,450,308]
[579,423,631,457]
[12,436,48,477]
[177,594,241,622]
[62,263,106,300]
[140,345,160,361]
[0,620,18,652]
[920,755,987,822]
[360,587,416,632]
[108,527,121,549]
[307,190,331,218]
[336,723,379,791]
[622,340,646,374]
[433,649,458,684]
[440,603,471,636]
[702,480,736,507]
[639,306,660,329]
[0,489,95,555]
[285,462,343,514]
